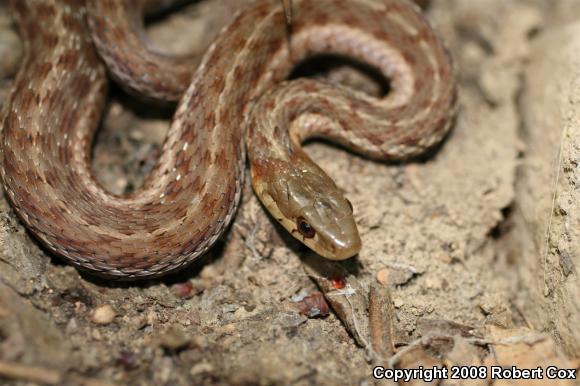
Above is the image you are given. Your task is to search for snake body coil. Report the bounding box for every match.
[2,0,456,279]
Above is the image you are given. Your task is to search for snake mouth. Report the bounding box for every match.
[311,227,361,261]
[328,236,361,260]
[296,227,361,261]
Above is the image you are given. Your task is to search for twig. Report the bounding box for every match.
[343,288,373,358]
[301,254,371,350]
[368,284,395,363]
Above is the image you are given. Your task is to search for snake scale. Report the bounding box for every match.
[2,0,457,279]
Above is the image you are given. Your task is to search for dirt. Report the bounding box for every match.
[0,0,578,385]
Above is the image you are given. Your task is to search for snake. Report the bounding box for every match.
[1,0,457,279]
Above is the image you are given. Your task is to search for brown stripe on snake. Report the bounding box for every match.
[2,0,456,279]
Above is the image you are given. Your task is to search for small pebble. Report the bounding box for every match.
[92,304,116,325]
[190,361,214,376]
[92,329,102,340]
[159,324,191,351]
[376,267,415,286]
[296,291,330,318]
[171,281,195,298]
[393,298,404,308]
[438,254,453,264]
[376,269,390,285]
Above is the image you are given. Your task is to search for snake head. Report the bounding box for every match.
[251,156,361,260]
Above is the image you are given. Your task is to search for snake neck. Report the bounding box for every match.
[246,78,362,260]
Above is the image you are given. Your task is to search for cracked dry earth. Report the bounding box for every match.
[0,0,578,385]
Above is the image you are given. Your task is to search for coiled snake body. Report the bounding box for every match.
[2,0,456,279]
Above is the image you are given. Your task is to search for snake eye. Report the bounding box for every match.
[297,217,315,238]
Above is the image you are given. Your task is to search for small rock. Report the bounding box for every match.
[393,298,404,308]
[424,277,440,290]
[438,254,453,264]
[376,269,390,285]
[190,361,214,376]
[295,292,330,318]
[558,249,575,277]
[171,281,196,298]
[376,266,415,286]
[91,305,116,325]
[92,329,102,340]
[159,324,191,351]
